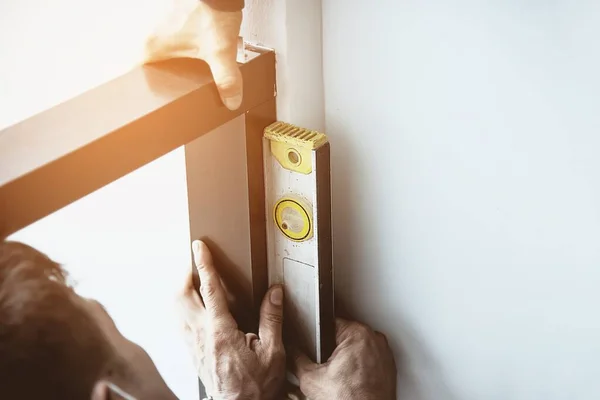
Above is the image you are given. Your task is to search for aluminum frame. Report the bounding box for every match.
[0,48,277,399]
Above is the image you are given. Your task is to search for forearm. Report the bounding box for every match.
[201,0,244,11]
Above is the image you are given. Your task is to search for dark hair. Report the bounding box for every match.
[0,241,115,399]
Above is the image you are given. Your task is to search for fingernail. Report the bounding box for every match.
[270,286,283,306]
[223,94,242,110]
[191,240,202,268]
[192,240,201,254]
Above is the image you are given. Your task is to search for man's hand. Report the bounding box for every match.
[179,240,286,399]
[293,318,397,400]
[145,1,243,110]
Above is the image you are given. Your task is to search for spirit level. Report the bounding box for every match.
[263,121,335,364]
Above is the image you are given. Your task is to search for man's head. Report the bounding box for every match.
[0,241,177,399]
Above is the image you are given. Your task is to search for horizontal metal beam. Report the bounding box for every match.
[0,50,275,237]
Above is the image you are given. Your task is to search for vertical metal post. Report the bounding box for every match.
[184,99,276,398]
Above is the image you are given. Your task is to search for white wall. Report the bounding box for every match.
[242,0,325,131]
[1,1,197,398]
[322,1,600,399]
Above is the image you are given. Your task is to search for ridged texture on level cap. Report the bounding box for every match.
[264,121,328,150]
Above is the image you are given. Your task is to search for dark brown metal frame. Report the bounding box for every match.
[0,49,276,398]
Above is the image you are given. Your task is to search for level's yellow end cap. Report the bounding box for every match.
[264,121,328,150]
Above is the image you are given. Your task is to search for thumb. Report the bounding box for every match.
[206,56,243,110]
[258,285,284,345]
[290,348,318,392]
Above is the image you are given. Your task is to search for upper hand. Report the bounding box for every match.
[178,240,286,400]
[144,1,243,110]
[292,318,397,400]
